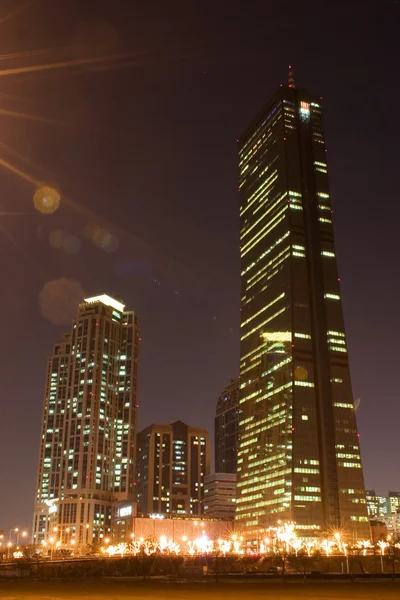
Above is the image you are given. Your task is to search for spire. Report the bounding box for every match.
[288,65,295,88]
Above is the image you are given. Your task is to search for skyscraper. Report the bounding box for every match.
[215,379,240,474]
[236,73,369,539]
[33,294,139,547]
[136,421,210,516]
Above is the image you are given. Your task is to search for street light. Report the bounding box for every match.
[48,536,56,560]
[8,528,18,545]
[17,530,28,546]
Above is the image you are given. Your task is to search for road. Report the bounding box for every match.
[0,580,399,599]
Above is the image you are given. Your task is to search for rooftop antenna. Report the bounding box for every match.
[288,65,295,88]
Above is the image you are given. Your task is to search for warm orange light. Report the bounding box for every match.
[33,185,61,215]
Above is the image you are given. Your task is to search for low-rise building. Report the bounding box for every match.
[113,514,234,544]
[204,473,237,519]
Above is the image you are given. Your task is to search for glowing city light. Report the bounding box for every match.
[377,540,388,555]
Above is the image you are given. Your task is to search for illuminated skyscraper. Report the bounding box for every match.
[33,294,139,546]
[236,74,369,538]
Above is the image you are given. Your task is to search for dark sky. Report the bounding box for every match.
[0,0,399,533]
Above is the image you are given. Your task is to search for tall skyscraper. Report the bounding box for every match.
[236,73,369,539]
[215,379,240,474]
[33,294,139,546]
[136,421,210,516]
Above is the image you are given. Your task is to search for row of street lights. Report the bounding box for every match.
[0,528,28,559]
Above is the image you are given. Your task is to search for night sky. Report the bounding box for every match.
[0,0,399,533]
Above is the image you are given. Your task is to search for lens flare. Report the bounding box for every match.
[294,366,308,380]
[34,185,61,214]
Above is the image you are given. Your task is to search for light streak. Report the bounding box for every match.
[0,108,74,128]
[0,157,40,186]
[0,53,131,78]
[0,0,35,27]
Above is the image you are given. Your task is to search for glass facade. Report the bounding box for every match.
[215,379,240,474]
[236,85,369,538]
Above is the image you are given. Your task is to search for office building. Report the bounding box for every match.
[33,294,139,546]
[366,490,389,518]
[388,491,400,515]
[136,421,210,516]
[204,473,237,520]
[365,490,400,518]
[215,379,240,474]
[236,72,369,538]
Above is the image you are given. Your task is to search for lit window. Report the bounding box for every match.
[300,101,310,115]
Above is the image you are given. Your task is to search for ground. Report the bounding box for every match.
[0,580,399,600]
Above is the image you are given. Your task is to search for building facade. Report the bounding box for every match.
[33,294,139,547]
[366,490,400,518]
[366,490,389,518]
[136,421,210,516]
[215,379,240,474]
[204,473,237,520]
[236,76,369,538]
[113,514,233,545]
[388,491,400,515]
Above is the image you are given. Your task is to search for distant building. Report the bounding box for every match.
[215,379,239,473]
[366,490,389,517]
[204,473,237,520]
[370,514,400,542]
[33,294,140,547]
[366,490,400,517]
[388,491,400,515]
[370,520,388,544]
[136,421,210,516]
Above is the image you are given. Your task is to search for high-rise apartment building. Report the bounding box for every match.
[236,74,369,538]
[33,294,139,546]
[136,421,210,516]
[215,379,240,474]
